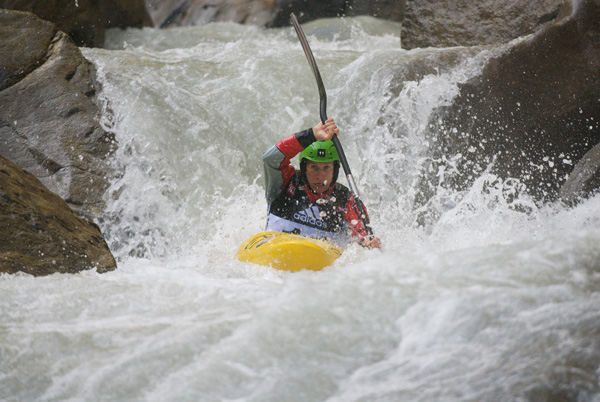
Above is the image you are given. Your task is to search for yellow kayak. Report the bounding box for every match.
[237,231,343,272]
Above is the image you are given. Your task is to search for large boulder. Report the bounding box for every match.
[415,0,600,214]
[0,0,153,47]
[401,0,565,49]
[0,156,116,276]
[0,10,114,222]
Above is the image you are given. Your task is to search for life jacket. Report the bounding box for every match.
[266,173,351,247]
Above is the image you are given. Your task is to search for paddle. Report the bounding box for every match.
[290,13,373,237]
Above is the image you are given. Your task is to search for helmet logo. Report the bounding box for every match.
[317,149,326,157]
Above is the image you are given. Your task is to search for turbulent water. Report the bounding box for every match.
[2,17,600,402]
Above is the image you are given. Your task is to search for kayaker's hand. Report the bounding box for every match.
[313,118,339,141]
[360,236,381,250]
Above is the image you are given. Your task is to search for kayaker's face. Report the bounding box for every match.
[306,161,335,194]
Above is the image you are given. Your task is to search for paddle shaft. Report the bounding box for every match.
[290,13,373,236]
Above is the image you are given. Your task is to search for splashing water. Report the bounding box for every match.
[1,17,599,402]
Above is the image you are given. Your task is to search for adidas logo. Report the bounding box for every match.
[293,206,327,228]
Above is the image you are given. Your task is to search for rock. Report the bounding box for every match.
[147,0,278,28]
[0,0,153,47]
[0,10,55,91]
[559,142,600,204]
[0,10,115,222]
[144,0,404,28]
[416,0,600,211]
[0,156,116,276]
[269,0,404,27]
[401,0,564,49]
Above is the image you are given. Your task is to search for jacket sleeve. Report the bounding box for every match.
[343,194,371,240]
[263,128,316,204]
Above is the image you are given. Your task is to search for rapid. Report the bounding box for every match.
[2,17,600,401]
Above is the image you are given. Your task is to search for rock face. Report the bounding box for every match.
[269,0,404,27]
[146,0,279,27]
[144,0,404,28]
[0,0,153,47]
[401,0,565,49]
[416,0,600,213]
[0,156,116,276]
[0,10,114,222]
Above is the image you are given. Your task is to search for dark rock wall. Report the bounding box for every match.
[0,0,152,47]
[147,0,278,28]
[270,0,404,27]
[145,0,404,28]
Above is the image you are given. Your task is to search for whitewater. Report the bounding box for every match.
[1,17,599,402]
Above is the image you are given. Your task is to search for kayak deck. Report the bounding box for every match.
[237,231,343,272]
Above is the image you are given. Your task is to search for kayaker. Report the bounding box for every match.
[263,118,381,249]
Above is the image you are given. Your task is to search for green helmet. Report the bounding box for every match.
[299,141,339,164]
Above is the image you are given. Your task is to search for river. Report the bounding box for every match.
[1,17,599,402]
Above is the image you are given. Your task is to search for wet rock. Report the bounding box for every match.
[0,0,153,47]
[401,0,565,49]
[0,10,115,222]
[147,0,278,27]
[559,143,600,204]
[269,0,404,27]
[417,0,600,211]
[145,0,404,28]
[0,156,116,276]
